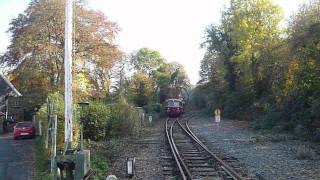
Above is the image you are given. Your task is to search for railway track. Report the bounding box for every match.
[164,117,247,180]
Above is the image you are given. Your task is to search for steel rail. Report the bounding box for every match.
[165,118,187,180]
[170,119,193,179]
[183,118,244,180]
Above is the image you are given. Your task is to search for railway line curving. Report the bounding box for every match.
[164,117,249,180]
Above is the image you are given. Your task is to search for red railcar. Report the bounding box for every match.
[165,99,184,117]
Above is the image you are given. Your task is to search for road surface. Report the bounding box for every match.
[0,133,35,180]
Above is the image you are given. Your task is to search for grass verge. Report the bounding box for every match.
[91,155,109,180]
[34,136,51,180]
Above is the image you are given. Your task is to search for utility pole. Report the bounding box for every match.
[55,1,91,179]
[64,0,73,148]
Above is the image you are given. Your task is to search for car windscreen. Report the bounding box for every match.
[16,122,33,128]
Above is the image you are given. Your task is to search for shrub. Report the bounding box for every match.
[250,110,284,130]
[108,96,143,137]
[143,102,162,113]
[84,101,111,141]
[296,145,317,160]
[84,96,144,140]
[312,128,320,142]
[38,93,144,143]
[222,91,254,120]
[34,137,51,180]
[91,156,109,180]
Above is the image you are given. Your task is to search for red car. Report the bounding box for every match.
[13,121,36,140]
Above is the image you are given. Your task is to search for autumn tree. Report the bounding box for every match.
[0,0,122,109]
[128,72,153,107]
[110,55,131,96]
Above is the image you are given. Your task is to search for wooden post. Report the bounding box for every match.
[45,121,49,149]
[51,115,57,179]
[141,113,145,128]
[80,122,84,150]
[32,115,36,125]
[39,121,42,136]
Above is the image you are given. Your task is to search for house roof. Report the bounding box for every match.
[0,73,22,97]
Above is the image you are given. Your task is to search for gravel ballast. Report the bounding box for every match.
[189,117,320,180]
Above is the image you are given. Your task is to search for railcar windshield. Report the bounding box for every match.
[166,100,182,107]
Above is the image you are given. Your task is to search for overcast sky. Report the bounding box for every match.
[0,0,308,84]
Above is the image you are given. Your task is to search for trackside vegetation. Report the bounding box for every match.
[0,0,191,177]
[194,0,320,139]
[0,0,191,142]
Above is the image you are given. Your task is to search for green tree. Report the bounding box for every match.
[168,62,191,99]
[131,48,164,76]
[282,0,320,129]
[130,48,190,104]
[198,0,284,119]
[152,62,190,103]
[223,0,283,97]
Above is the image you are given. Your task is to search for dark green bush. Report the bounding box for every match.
[84,101,111,141]
[84,96,143,140]
[142,102,162,113]
[91,156,109,180]
[108,96,143,137]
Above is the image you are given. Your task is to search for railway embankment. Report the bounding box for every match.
[190,116,320,179]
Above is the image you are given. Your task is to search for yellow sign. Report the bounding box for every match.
[214,108,221,116]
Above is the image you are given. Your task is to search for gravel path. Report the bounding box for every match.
[0,133,35,180]
[189,117,320,180]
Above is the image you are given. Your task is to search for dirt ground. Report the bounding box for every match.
[0,132,35,180]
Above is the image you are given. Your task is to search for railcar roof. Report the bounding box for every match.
[165,99,182,102]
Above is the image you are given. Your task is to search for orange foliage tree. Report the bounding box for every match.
[0,0,122,110]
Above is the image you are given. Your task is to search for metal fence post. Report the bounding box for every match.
[32,115,36,126]
[39,121,42,136]
[51,115,57,179]
[45,121,49,149]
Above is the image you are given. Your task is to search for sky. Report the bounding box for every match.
[0,0,308,84]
